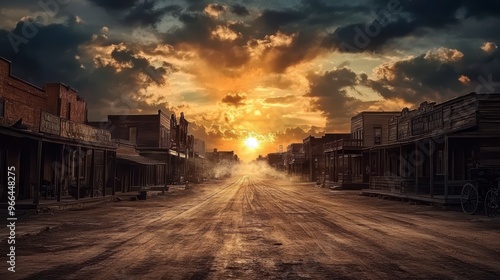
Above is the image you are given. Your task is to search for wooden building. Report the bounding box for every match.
[205,149,239,179]
[368,92,500,202]
[285,143,307,179]
[89,110,191,185]
[303,134,350,182]
[323,112,399,189]
[114,140,167,193]
[0,57,116,204]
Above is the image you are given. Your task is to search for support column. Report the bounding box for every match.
[429,139,434,197]
[444,136,449,199]
[112,152,116,195]
[103,151,108,197]
[57,144,64,202]
[76,146,81,200]
[341,149,345,184]
[415,142,419,195]
[163,163,168,195]
[399,145,403,177]
[33,140,42,205]
[90,149,95,197]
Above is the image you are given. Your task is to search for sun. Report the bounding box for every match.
[244,137,259,150]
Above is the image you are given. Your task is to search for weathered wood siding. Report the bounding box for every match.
[362,113,400,147]
[477,93,500,132]
[441,94,477,132]
[370,176,401,192]
[389,93,485,143]
[107,114,160,148]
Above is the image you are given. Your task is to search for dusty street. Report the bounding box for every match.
[2,175,500,280]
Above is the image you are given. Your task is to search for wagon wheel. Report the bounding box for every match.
[484,190,498,217]
[461,183,479,215]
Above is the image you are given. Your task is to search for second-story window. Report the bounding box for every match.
[0,99,5,118]
[129,127,137,144]
[66,102,71,120]
[374,127,382,145]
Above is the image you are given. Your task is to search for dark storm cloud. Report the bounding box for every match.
[0,17,176,116]
[325,0,500,53]
[367,47,500,104]
[307,68,374,130]
[163,11,251,68]
[257,9,307,30]
[0,18,91,85]
[124,2,182,27]
[230,4,249,16]
[208,3,226,13]
[222,93,246,106]
[87,0,140,11]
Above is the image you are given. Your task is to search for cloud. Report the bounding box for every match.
[222,93,246,106]
[458,75,471,84]
[87,0,140,11]
[230,4,250,16]
[367,45,500,104]
[211,25,241,41]
[481,42,497,53]
[123,2,182,27]
[424,47,464,62]
[306,68,374,130]
[264,95,297,104]
[204,3,226,18]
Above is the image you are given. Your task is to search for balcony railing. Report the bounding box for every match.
[324,139,363,151]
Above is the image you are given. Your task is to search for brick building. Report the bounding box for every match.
[89,110,192,184]
[0,57,116,204]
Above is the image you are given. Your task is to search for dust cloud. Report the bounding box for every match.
[208,160,299,181]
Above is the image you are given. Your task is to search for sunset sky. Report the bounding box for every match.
[1,0,499,161]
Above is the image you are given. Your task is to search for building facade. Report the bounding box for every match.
[0,57,116,204]
[304,134,349,182]
[323,112,399,189]
[368,93,500,204]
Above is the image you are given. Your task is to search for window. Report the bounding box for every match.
[66,102,71,120]
[0,99,4,118]
[374,127,382,145]
[129,127,137,144]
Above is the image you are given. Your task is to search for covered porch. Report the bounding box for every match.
[324,138,368,189]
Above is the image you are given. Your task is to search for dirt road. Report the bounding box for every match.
[1,175,500,279]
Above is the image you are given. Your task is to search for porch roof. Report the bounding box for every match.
[116,153,166,166]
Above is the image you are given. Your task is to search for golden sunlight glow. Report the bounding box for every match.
[244,137,259,150]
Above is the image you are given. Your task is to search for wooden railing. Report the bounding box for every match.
[324,139,363,151]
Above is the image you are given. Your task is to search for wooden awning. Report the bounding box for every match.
[116,154,166,165]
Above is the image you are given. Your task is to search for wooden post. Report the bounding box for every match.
[415,142,419,195]
[429,139,434,197]
[33,140,42,205]
[163,163,168,195]
[90,149,95,198]
[451,148,455,180]
[444,136,449,199]
[103,150,108,197]
[112,152,116,195]
[399,145,403,177]
[76,146,81,200]
[58,144,64,202]
[342,149,345,184]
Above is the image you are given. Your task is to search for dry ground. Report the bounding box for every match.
[1,175,500,279]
